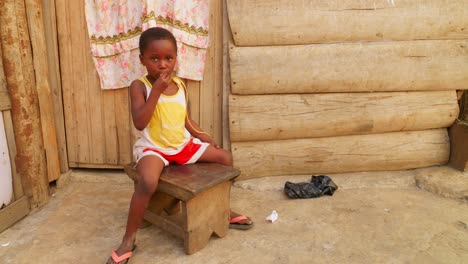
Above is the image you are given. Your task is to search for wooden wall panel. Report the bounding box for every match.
[232,129,450,180]
[0,0,49,208]
[55,0,223,168]
[42,0,68,174]
[56,0,127,168]
[227,0,468,46]
[230,40,468,95]
[199,0,224,146]
[230,91,459,142]
[24,0,61,182]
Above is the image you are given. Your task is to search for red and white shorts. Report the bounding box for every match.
[134,138,209,166]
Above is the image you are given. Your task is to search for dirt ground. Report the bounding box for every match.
[0,166,466,264]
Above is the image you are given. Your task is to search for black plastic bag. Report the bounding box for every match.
[284,175,338,199]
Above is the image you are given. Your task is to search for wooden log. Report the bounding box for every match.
[232,129,450,180]
[0,0,49,208]
[229,91,459,141]
[230,40,468,95]
[24,0,61,182]
[227,0,468,46]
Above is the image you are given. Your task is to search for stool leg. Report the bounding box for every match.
[182,181,231,254]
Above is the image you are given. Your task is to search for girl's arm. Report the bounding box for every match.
[185,116,220,148]
[130,73,171,130]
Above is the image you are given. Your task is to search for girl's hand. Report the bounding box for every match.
[152,72,171,94]
[198,133,220,149]
[208,140,220,149]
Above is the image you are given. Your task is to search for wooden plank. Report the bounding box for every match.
[72,0,91,164]
[0,0,49,208]
[85,13,106,166]
[227,0,468,46]
[55,0,78,166]
[0,90,11,111]
[3,111,23,200]
[56,0,82,165]
[0,48,23,200]
[144,210,184,239]
[230,40,468,95]
[186,80,200,124]
[68,162,123,169]
[199,0,223,145]
[56,0,133,168]
[42,0,68,173]
[0,196,29,233]
[230,91,459,141]
[212,0,223,147]
[24,0,61,182]
[102,91,118,164]
[183,181,230,254]
[222,0,232,150]
[114,88,132,164]
[232,129,450,180]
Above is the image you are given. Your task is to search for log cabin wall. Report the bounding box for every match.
[54,0,223,168]
[226,0,468,180]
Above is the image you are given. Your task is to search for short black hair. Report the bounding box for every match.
[139,27,177,55]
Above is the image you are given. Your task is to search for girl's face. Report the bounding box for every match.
[139,39,177,80]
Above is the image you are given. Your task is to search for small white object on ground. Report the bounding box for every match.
[266,210,278,223]
[1,242,10,247]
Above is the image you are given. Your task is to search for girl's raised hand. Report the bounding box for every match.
[152,72,171,94]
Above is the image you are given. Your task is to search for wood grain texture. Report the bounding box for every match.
[186,80,201,124]
[232,129,450,180]
[56,0,132,168]
[24,0,61,182]
[183,181,230,254]
[0,46,23,200]
[2,112,23,200]
[230,40,468,94]
[124,162,240,201]
[199,0,223,146]
[0,0,49,208]
[227,0,468,46]
[229,91,459,141]
[42,0,68,173]
[0,196,29,233]
[222,0,232,150]
[55,0,224,167]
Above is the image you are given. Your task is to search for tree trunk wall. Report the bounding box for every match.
[226,0,467,179]
[227,0,468,46]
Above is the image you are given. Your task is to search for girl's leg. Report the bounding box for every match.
[197,145,233,166]
[107,155,165,264]
[197,145,252,226]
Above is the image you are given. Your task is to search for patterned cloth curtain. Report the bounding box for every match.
[85,0,209,89]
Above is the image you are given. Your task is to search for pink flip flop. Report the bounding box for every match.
[109,245,137,264]
[230,215,254,230]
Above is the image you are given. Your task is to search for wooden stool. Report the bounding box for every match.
[124,163,240,254]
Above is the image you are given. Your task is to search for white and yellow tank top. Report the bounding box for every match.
[133,76,191,155]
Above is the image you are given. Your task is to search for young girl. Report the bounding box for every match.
[107,27,253,264]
